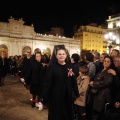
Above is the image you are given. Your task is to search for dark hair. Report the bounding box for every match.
[71,53,80,63]
[42,54,50,63]
[85,52,94,62]
[103,56,115,69]
[101,53,109,57]
[34,48,41,54]
[50,45,71,64]
[35,52,41,57]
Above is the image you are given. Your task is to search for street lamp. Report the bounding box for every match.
[104,32,116,54]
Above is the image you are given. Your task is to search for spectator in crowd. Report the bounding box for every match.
[70,53,85,119]
[74,65,90,120]
[92,51,100,76]
[84,52,96,120]
[84,52,96,81]
[98,53,109,73]
[110,49,119,59]
[31,48,41,60]
[9,56,16,76]
[16,55,23,74]
[20,52,31,82]
[108,56,120,101]
[103,92,120,120]
[79,53,86,67]
[71,53,80,78]
[89,56,115,120]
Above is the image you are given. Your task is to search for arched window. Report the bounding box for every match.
[0,44,8,57]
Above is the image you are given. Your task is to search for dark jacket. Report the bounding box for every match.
[92,68,113,112]
[0,57,9,77]
[112,67,120,99]
[26,60,46,96]
[20,56,31,79]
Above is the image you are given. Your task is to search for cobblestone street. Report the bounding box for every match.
[0,74,48,120]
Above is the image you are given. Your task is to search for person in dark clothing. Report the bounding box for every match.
[20,52,31,81]
[31,48,41,60]
[103,92,120,120]
[0,53,9,86]
[84,52,96,81]
[42,45,79,120]
[70,53,81,118]
[89,56,115,120]
[79,53,86,67]
[9,56,16,76]
[92,51,100,76]
[71,53,80,79]
[25,52,46,108]
[84,52,96,120]
[98,53,109,73]
[107,56,120,101]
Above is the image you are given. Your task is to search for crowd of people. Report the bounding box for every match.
[0,45,120,120]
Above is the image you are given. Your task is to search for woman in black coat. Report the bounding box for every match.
[42,45,79,120]
[26,52,46,107]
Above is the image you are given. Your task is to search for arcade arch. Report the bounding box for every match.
[0,44,8,57]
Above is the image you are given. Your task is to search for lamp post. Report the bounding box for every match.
[104,32,116,54]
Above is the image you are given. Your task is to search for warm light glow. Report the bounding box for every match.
[116,20,120,27]
[112,35,116,40]
[104,32,116,43]
[76,48,80,53]
[104,34,108,39]
[108,32,113,37]
[108,22,113,28]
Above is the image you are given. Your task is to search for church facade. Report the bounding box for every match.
[0,17,80,57]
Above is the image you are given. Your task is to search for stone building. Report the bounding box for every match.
[106,13,120,51]
[74,23,107,54]
[0,16,80,57]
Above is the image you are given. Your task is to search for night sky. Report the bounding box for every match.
[0,0,120,37]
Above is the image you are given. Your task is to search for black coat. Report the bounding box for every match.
[0,57,9,77]
[72,63,80,79]
[42,63,79,120]
[26,60,46,96]
[111,67,120,100]
[20,57,31,80]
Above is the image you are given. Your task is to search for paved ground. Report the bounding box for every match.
[0,74,48,120]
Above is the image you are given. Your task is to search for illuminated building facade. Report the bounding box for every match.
[74,23,107,54]
[0,17,80,57]
[106,13,120,50]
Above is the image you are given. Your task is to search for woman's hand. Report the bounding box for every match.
[108,69,116,75]
[89,81,93,86]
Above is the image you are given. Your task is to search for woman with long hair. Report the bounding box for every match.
[89,56,115,120]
